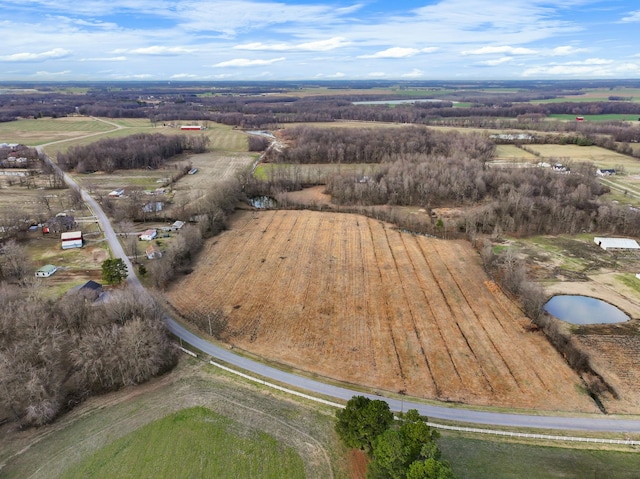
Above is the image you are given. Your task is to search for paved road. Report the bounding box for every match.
[37,144,640,434]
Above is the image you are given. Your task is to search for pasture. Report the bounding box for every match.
[60,407,306,479]
[524,144,639,171]
[167,209,600,413]
[548,114,640,122]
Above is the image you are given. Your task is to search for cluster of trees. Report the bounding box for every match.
[0,242,177,427]
[56,133,209,173]
[335,396,455,479]
[267,126,495,165]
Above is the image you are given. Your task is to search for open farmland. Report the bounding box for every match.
[168,210,599,413]
[524,144,636,170]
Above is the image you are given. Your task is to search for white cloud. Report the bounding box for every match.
[315,72,346,78]
[127,46,197,55]
[620,10,640,22]
[480,57,514,66]
[523,59,638,77]
[462,45,537,56]
[402,69,425,78]
[81,56,127,62]
[367,72,387,77]
[550,45,587,56]
[0,48,71,62]
[234,37,350,52]
[170,73,198,79]
[359,47,438,59]
[213,57,286,67]
[33,70,72,77]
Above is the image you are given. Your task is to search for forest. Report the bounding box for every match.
[56,133,209,172]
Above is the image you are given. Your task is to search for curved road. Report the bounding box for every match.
[37,142,640,435]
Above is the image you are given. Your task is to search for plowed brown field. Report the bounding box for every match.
[167,210,598,412]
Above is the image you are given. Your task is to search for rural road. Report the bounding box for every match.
[36,142,640,435]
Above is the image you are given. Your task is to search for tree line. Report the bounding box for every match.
[56,133,209,173]
[0,241,177,427]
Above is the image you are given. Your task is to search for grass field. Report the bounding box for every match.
[167,209,599,413]
[532,88,640,104]
[493,145,538,161]
[439,435,640,479]
[0,117,115,145]
[0,359,343,479]
[524,144,639,171]
[549,114,640,122]
[60,406,306,479]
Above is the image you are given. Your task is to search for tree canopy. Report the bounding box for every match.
[335,397,456,479]
[101,258,128,285]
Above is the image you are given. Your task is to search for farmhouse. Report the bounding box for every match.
[596,168,616,176]
[35,264,57,278]
[61,231,83,249]
[108,188,125,198]
[138,229,157,241]
[188,167,198,175]
[594,237,640,251]
[146,244,163,259]
[181,125,203,131]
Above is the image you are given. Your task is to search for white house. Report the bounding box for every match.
[35,264,57,278]
[138,229,157,241]
[108,188,125,198]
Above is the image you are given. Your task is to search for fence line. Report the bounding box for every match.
[177,345,640,446]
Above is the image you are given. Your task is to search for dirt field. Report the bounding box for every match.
[167,210,599,413]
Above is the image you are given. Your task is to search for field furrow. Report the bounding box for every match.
[168,210,598,412]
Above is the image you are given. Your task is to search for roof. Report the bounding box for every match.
[36,264,57,273]
[61,231,82,240]
[80,280,102,291]
[594,237,640,250]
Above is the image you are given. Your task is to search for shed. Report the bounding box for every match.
[108,188,125,198]
[138,229,157,241]
[181,125,203,131]
[146,244,163,259]
[35,264,57,278]
[61,231,83,249]
[171,220,185,230]
[594,237,640,251]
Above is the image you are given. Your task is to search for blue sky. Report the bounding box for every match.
[1,0,639,81]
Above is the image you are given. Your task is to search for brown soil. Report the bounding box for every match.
[167,210,599,413]
[348,449,368,479]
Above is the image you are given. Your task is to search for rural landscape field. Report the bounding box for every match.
[3,79,640,478]
[167,209,600,412]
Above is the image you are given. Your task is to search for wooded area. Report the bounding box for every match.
[0,242,176,427]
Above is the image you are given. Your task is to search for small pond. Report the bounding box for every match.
[249,196,277,209]
[543,295,630,325]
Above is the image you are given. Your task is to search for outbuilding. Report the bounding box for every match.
[61,231,83,249]
[594,237,640,251]
[146,244,163,259]
[35,264,57,278]
[180,125,203,131]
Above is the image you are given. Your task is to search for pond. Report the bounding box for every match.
[248,196,277,209]
[543,295,630,325]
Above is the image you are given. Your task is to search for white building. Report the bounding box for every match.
[594,237,640,251]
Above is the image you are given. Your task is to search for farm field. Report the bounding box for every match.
[548,114,640,122]
[0,117,114,145]
[167,209,600,413]
[60,407,306,479]
[525,144,638,170]
[0,359,343,479]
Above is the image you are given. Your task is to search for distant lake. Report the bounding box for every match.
[543,295,630,325]
[352,99,457,105]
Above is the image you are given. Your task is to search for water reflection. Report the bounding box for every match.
[544,295,629,325]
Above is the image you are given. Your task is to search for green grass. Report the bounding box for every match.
[616,274,640,295]
[60,406,306,479]
[548,114,640,122]
[439,434,640,479]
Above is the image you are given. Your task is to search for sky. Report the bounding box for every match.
[1,0,639,81]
